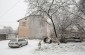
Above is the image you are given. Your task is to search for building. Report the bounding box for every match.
[0,27,16,40]
[0,30,7,40]
[18,15,48,39]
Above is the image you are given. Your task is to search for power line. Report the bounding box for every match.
[0,0,22,18]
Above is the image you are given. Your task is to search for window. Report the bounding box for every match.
[22,22,26,26]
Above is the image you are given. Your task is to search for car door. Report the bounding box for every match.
[18,39,23,45]
[21,39,26,45]
[23,39,27,45]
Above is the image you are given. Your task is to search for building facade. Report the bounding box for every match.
[18,15,48,39]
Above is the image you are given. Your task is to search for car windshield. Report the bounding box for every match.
[10,39,17,42]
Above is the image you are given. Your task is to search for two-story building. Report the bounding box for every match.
[18,15,48,39]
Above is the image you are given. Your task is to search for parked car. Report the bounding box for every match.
[60,32,83,43]
[8,38,28,48]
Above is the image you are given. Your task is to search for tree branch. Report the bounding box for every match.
[62,6,85,20]
[72,0,85,15]
[48,0,54,13]
[51,1,69,16]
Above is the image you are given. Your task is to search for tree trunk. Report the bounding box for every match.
[50,16,60,45]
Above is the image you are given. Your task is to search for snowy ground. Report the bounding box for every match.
[0,40,85,55]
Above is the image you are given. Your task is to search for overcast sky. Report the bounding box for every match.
[0,0,27,30]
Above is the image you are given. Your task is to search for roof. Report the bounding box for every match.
[17,15,45,22]
[17,16,29,22]
[0,29,8,34]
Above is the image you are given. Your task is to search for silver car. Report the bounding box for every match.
[8,38,28,48]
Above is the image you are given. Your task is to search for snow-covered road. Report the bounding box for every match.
[0,40,85,55]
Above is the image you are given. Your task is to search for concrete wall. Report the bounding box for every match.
[18,15,47,39]
[18,18,29,38]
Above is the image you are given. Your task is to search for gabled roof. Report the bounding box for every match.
[17,16,29,22]
[17,15,45,22]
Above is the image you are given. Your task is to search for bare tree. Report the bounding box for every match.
[3,26,14,34]
[79,0,85,15]
[25,0,65,45]
[25,0,85,44]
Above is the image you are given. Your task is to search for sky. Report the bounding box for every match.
[0,0,27,30]
[0,0,80,30]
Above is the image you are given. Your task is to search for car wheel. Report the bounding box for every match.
[26,42,28,45]
[19,44,22,48]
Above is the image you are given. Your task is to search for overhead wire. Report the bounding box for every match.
[0,0,22,18]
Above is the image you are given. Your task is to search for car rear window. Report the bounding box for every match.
[11,39,17,42]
